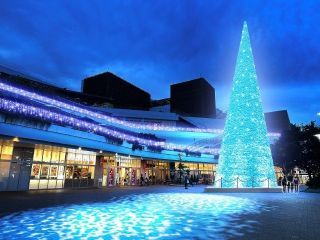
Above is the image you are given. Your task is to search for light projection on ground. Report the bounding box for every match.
[215,22,277,188]
[0,193,262,239]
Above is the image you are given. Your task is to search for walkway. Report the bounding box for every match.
[0,185,319,239]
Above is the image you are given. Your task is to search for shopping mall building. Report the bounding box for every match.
[0,68,289,191]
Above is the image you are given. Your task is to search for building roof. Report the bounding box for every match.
[171,77,214,89]
[83,71,150,96]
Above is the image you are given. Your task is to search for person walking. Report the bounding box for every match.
[184,174,189,189]
[287,174,293,192]
[282,175,287,192]
[140,174,144,186]
[294,175,300,193]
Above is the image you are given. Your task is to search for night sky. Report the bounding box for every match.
[0,0,319,124]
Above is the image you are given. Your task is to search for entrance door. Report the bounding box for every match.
[7,147,33,191]
[7,162,20,191]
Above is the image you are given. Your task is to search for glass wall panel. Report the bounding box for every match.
[59,151,66,163]
[57,166,65,179]
[30,164,41,179]
[75,153,83,165]
[42,151,50,163]
[89,155,96,165]
[48,180,57,189]
[33,146,43,162]
[82,154,90,165]
[67,152,76,164]
[29,180,39,190]
[40,164,49,179]
[1,144,13,160]
[51,148,60,163]
[56,180,64,188]
[49,165,58,179]
[38,180,48,189]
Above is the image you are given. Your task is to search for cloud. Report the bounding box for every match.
[0,0,319,123]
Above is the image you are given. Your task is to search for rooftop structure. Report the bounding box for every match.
[82,72,151,110]
[170,78,216,118]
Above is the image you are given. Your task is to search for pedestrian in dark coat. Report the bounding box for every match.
[184,174,189,189]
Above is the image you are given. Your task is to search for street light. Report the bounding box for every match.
[314,134,320,141]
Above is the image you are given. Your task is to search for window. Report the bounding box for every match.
[1,144,13,160]
[30,144,67,190]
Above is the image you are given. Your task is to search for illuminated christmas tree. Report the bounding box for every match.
[215,22,277,188]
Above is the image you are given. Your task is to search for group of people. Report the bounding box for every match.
[280,174,300,193]
[140,174,155,186]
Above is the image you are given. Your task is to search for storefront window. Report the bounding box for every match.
[31,164,41,179]
[33,145,43,162]
[40,165,49,179]
[75,153,83,164]
[111,155,142,186]
[82,154,89,165]
[42,146,52,162]
[89,155,96,165]
[1,144,13,161]
[57,166,65,179]
[51,148,60,163]
[29,144,67,190]
[64,149,96,188]
[49,165,58,179]
[67,152,76,164]
[59,151,66,163]
[65,166,73,179]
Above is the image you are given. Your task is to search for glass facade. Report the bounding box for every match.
[142,160,170,184]
[101,154,141,187]
[116,155,141,186]
[29,145,67,190]
[30,145,96,190]
[175,162,216,184]
[64,149,96,188]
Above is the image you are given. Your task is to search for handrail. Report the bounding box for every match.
[214,177,274,188]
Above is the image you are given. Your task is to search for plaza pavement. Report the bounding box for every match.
[0,185,319,240]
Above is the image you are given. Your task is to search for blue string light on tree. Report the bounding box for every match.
[215,22,277,188]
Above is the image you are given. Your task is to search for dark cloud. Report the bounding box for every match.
[0,0,319,123]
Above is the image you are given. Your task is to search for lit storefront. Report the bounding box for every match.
[29,145,96,189]
[64,148,96,188]
[175,162,216,184]
[142,160,170,184]
[101,154,141,187]
[0,137,217,191]
[116,155,141,186]
[29,145,66,190]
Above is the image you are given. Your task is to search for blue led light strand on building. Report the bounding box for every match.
[215,22,277,188]
[0,97,220,154]
[0,80,280,137]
